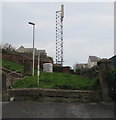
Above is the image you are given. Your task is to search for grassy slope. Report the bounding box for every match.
[1,58,98,90]
[12,72,97,90]
[1,58,24,71]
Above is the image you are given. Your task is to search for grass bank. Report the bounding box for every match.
[1,58,24,72]
[12,72,98,90]
[1,58,99,90]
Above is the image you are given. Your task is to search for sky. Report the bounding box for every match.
[2,2,114,67]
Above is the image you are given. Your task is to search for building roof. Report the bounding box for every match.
[36,50,46,54]
[26,48,36,53]
[89,56,101,62]
[16,46,46,55]
[110,55,116,68]
[110,55,116,60]
[16,46,28,53]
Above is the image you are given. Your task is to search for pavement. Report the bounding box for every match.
[1,101,114,118]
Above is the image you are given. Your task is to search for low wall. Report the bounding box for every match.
[2,52,53,69]
[9,88,102,102]
[1,67,24,86]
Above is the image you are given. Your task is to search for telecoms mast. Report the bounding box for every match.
[56,5,64,66]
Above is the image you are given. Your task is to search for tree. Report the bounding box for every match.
[1,43,16,52]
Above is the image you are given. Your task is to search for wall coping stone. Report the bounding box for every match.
[97,59,111,65]
[9,88,100,93]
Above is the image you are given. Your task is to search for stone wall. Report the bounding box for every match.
[9,88,102,102]
[2,72,9,101]
[97,59,112,101]
[2,67,24,85]
[2,52,31,65]
[2,52,53,69]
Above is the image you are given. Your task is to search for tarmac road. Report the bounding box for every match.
[2,101,114,118]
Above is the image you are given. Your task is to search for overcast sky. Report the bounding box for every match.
[2,2,114,67]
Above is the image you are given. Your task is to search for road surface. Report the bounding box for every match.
[2,101,114,118]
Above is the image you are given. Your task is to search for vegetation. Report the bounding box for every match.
[109,68,116,76]
[1,58,24,72]
[12,72,98,90]
[1,57,99,90]
[108,68,116,99]
[0,43,16,53]
[53,66,62,72]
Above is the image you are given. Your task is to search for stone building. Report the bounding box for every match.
[16,46,47,56]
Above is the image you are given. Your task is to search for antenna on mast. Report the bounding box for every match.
[56,5,64,66]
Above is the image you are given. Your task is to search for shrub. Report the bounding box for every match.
[80,66,99,79]
[1,43,16,53]
[75,68,81,75]
[53,66,62,72]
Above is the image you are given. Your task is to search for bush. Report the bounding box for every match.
[75,68,81,75]
[53,66,62,72]
[69,69,74,74]
[80,66,99,79]
[1,43,16,53]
